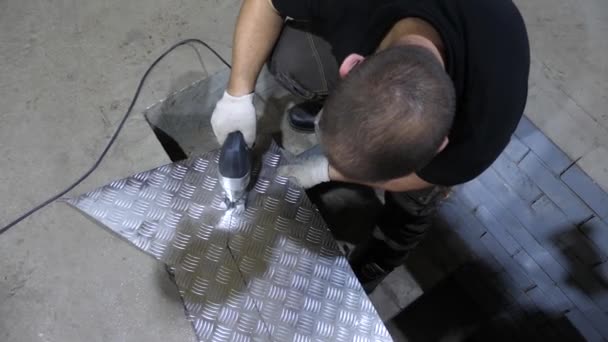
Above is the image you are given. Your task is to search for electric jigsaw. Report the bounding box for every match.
[218,131,251,208]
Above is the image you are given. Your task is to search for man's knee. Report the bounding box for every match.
[269,57,323,100]
[387,186,451,218]
[268,24,338,100]
[375,186,450,240]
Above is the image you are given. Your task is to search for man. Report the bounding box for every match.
[211,0,530,292]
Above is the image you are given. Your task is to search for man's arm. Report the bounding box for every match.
[277,152,435,191]
[227,0,284,96]
[329,166,434,192]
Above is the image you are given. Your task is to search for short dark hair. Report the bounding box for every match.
[318,45,456,182]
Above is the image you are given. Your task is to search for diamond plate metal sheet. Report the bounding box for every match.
[68,143,392,342]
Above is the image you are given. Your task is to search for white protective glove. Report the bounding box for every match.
[211,91,257,147]
[278,154,330,189]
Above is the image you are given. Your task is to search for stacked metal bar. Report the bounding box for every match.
[390,117,608,340]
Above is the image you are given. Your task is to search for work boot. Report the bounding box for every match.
[288,101,323,132]
[348,237,397,294]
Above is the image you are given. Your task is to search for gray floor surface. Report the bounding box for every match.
[2,0,608,341]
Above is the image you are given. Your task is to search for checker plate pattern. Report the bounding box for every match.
[68,143,391,342]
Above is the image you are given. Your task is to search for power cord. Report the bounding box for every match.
[0,39,231,235]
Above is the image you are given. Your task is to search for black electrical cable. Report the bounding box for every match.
[0,39,231,235]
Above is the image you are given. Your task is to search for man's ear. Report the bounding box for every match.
[437,137,449,153]
[339,54,365,78]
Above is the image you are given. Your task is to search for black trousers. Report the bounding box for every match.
[268,22,450,290]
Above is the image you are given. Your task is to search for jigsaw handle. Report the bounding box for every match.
[219,131,250,179]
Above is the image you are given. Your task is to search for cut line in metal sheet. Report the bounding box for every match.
[68,142,392,342]
[224,207,276,340]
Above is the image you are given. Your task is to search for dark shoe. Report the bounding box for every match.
[348,238,396,294]
[288,101,323,132]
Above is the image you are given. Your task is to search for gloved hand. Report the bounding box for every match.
[278,154,330,189]
[211,91,256,147]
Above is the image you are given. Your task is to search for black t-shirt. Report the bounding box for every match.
[272,0,530,186]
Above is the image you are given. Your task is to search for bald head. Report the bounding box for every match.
[318,45,456,182]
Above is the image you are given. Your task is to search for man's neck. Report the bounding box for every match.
[378,18,445,66]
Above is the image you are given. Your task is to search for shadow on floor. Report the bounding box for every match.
[394,213,590,341]
[304,184,590,341]
[551,228,608,296]
[386,262,585,342]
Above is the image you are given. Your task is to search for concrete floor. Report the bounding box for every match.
[1,0,608,341]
